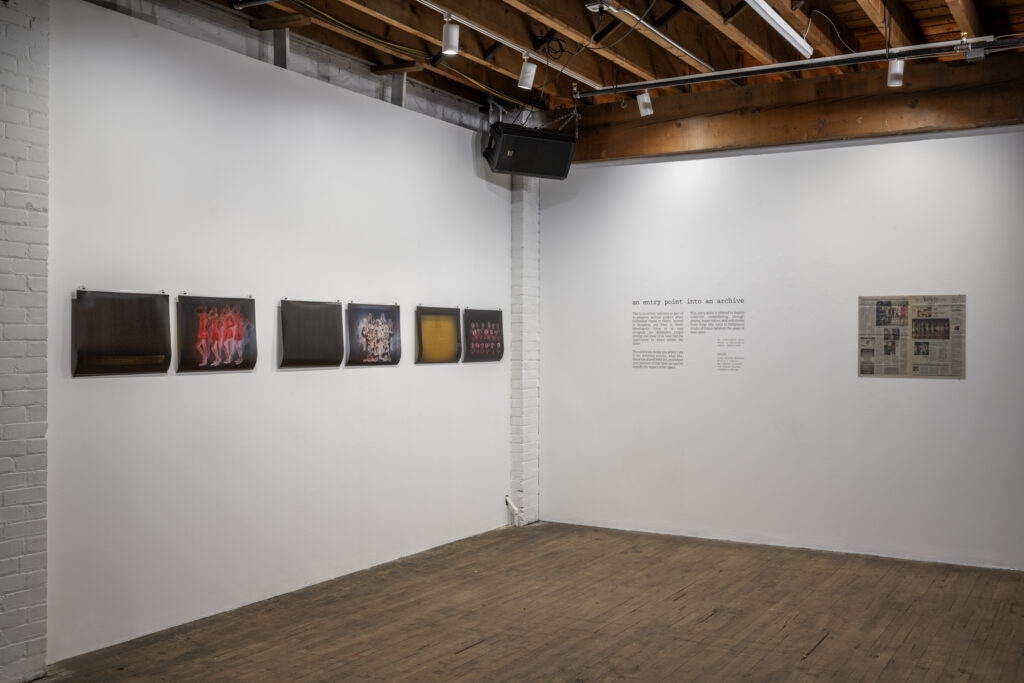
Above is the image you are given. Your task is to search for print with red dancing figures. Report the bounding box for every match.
[194,303,250,367]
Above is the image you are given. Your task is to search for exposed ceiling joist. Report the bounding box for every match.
[499,0,693,83]
[341,0,570,94]
[216,0,1024,158]
[285,19,487,103]
[250,14,312,30]
[564,52,1024,162]
[406,0,612,90]
[761,0,858,73]
[853,0,924,47]
[680,0,798,66]
[266,1,542,108]
[369,60,425,74]
[600,0,724,74]
[943,0,985,37]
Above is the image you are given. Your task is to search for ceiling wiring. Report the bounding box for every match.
[803,10,858,54]
[588,0,660,51]
[442,64,540,110]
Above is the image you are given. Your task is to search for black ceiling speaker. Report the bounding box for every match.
[483,122,576,180]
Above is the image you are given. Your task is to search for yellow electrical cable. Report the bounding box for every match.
[442,65,540,111]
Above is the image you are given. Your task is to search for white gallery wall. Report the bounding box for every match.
[49,0,510,662]
[540,130,1024,570]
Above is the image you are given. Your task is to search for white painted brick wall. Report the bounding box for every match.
[510,176,540,523]
[0,0,49,681]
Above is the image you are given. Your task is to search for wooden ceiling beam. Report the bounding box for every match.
[757,0,855,76]
[271,20,487,104]
[370,60,425,74]
[565,52,1024,162]
[250,14,312,30]
[323,0,565,98]
[679,0,802,66]
[284,0,577,102]
[499,0,697,83]
[264,2,542,107]
[327,0,639,100]
[443,0,623,89]
[653,2,691,29]
[762,0,857,58]
[604,0,744,75]
[853,0,924,47]
[944,0,985,37]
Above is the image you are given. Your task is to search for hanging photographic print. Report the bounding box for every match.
[280,299,344,368]
[177,295,257,372]
[72,289,172,376]
[346,303,401,366]
[463,308,504,362]
[415,306,461,364]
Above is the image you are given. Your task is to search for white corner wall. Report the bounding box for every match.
[540,130,1024,570]
[49,0,510,662]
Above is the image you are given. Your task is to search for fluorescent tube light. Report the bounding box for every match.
[744,0,814,59]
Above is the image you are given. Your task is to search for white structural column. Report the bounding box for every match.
[0,1,50,681]
[509,175,540,524]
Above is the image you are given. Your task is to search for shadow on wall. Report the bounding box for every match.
[470,129,513,194]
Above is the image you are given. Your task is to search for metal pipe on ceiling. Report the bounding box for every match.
[576,35,1024,97]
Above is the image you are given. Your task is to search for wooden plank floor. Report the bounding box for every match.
[48,523,1024,682]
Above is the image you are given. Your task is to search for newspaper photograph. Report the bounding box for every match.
[858,295,965,379]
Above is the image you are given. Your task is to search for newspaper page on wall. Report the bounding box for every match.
[858,295,966,378]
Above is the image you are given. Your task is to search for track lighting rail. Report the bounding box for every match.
[577,35,1024,98]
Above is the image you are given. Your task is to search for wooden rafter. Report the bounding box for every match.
[263,1,540,107]
[271,19,487,103]
[319,0,609,102]
[763,0,858,58]
[680,0,799,65]
[602,0,735,74]
[499,0,696,83]
[250,14,312,30]
[754,0,856,76]
[211,0,1024,153]
[564,52,1024,162]
[944,0,985,37]
[853,0,923,47]
[369,60,424,74]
